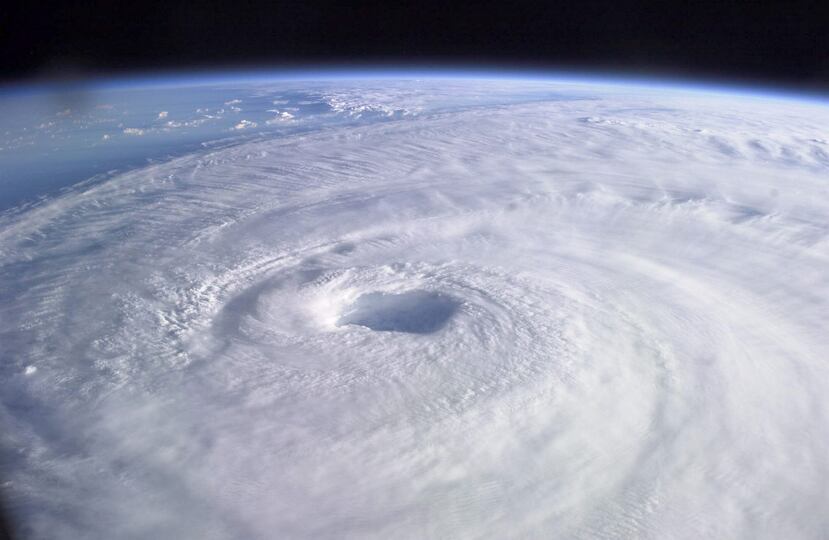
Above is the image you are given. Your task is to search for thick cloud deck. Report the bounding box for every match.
[1,79,828,540]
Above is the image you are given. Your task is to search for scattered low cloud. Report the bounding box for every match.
[233,120,257,130]
[266,111,295,124]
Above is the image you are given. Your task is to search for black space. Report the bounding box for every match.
[3,0,829,91]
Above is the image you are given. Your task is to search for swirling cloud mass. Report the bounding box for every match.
[1,79,828,539]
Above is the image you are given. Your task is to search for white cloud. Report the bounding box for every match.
[5,81,829,540]
[232,120,257,130]
[265,111,295,124]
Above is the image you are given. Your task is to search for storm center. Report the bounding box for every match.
[337,290,459,334]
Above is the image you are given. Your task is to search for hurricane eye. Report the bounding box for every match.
[338,290,459,334]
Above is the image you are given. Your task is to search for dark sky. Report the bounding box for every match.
[4,1,829,90]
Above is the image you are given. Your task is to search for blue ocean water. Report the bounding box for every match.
[0,84,336,212]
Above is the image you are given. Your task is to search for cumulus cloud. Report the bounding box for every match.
[265,111,294,124]
[232,119,257,130]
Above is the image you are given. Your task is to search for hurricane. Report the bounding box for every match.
[1,75,828,539]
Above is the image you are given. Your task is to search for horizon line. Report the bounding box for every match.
[2,64,828,106]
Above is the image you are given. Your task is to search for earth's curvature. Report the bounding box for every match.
[1,74,828,539]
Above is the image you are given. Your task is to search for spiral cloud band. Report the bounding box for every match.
[1,79,828,538]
